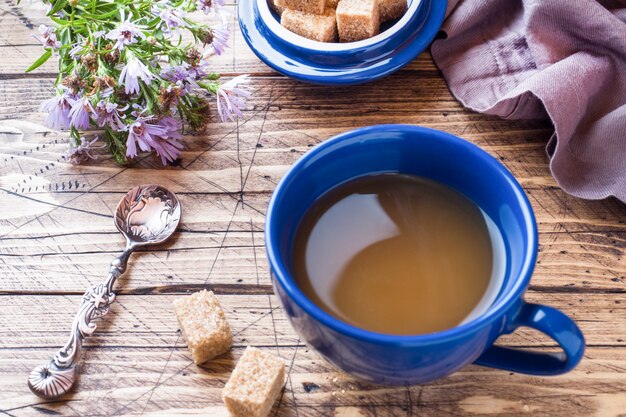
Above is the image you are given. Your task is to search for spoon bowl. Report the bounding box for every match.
[115,185,182,246]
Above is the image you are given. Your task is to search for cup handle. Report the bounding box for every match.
[474,302,585,375]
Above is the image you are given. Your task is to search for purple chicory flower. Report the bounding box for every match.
[69,42,84,59]
[151,135,184,165]
[105,20,146,50]
[160,65,190,83]
[130,103,145,118]
[69,96,93,130]
[161,65,197,94]
[119,57,154,95]
[100,88,115,99]
[209,23,229,56]
[152,117,184,164]
[39,25,54,39]
[187,59,210,80]
[40,91,76,129]
[216,75,251,122]
[125,116,169,158]
[93,100,128,131]
[155,7,188,35]
[157,116,182,138]
[34,24,61,50]
[125,115,184,164]
[66,136,105,165]
[197,0,225,14]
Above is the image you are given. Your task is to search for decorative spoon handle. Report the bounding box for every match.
[28,247,133,399]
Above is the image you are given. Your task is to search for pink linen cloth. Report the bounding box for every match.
[431,0,626,202]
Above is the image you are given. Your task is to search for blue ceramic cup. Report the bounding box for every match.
[265,125,585,385]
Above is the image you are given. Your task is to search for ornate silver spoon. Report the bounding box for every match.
[28,185,182,399]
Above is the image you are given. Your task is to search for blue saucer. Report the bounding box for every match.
[238,0,447,85]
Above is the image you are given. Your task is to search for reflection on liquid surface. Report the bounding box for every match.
[292,174,505,335]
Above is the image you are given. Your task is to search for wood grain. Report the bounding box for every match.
[1,347,626,416]
[0,0,624,416]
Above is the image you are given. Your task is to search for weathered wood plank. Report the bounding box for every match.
[0,293,623,349]
[0,347,624,416]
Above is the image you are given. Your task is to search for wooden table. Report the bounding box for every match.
[1,2,625,416]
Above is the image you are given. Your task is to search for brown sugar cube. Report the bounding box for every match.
[173,290,232,365]
[379,0,406,22]
[268,0,286,15]
[275,0,326,14]
[222,347,286,417]
[336,0,380,42]
[281,8,338,42]
[327,0,340,8]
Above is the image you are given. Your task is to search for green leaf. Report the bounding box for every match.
[143,85,154,109]
[59,26,71,46]
[81,8,119,20]
[154,29,165,41]
[70,126,81,144]
[25,50,52,73]
[59,26,72,45]
[146,17,161,27]
[48,15,68,26]
[105,128,128,166]
[47,0,68,17]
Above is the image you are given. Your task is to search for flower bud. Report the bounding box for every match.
[199,28,214,46]
[81,53,98,71]
[61,74,85,94]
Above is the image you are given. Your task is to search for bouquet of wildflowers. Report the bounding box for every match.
[30,0,250,165]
